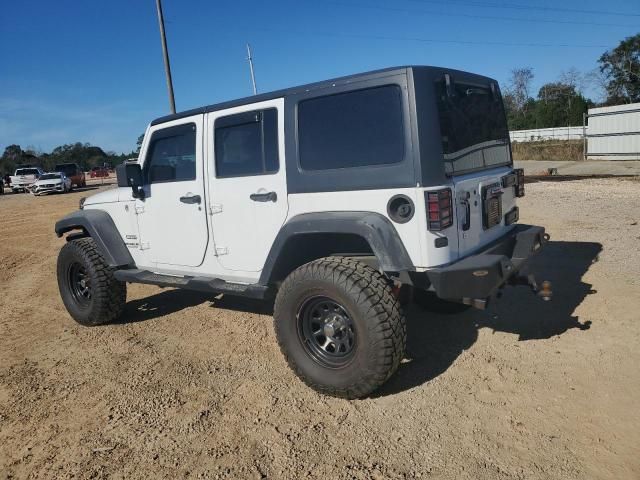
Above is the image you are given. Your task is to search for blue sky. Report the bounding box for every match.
[1,0,638,154]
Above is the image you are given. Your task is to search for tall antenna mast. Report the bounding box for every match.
[155,0,176,114]
[246,43,258,95]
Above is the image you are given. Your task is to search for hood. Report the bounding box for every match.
[83,188,124,206]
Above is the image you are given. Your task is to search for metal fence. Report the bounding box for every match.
[510,126,584,142]
[509,102,640,160]
[584,103,640,160]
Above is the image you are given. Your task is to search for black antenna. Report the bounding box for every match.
[155,0,176,113]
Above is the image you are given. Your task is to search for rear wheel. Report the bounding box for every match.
[57,238,126,326]
[274,257,406,399]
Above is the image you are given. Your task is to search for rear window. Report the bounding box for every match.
[436,77,511,175]
[298,85,405,171]
[40,173,61,180]
[15,169,39,176]
[55,164,77,175]
[214,108,279,178]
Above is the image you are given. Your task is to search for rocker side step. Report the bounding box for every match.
[113,269,271,299]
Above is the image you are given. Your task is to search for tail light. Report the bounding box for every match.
[515,168,525,197]
[425,188,453,231]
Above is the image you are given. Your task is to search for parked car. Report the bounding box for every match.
[10,167,44,193]
[55,163,86,188]
[32,172,72,195]
[54,66,549,399]
[90,166,109,178]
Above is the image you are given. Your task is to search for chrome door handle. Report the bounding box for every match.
[250,191,277,202]
[179,194,201,204]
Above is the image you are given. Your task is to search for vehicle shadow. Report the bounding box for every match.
[111,241,601,398]
[208,295,274,315]
[118,289,212,324]
[374,240,602,397]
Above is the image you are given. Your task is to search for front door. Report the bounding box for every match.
[136,115,209,268]
[206,99,288,275]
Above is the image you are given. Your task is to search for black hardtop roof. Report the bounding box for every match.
[151,65,496,126]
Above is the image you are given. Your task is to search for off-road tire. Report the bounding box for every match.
[274,256,406,399]
[57,237,126,326]
[413,288,471,314]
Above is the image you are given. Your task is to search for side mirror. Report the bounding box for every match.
[116,163,145,199]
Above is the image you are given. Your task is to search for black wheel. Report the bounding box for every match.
[274,257,406,399]
[57,237,126,326]
[412,289,471,314]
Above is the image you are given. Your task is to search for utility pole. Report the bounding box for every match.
[156,0,176,114]
[246,43,257,95]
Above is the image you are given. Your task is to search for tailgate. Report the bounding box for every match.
[453,166,518,258]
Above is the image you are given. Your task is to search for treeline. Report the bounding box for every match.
[504,33,639,131]
[0,142,138,176]
[503,71,594,130]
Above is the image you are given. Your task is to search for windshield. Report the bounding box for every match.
[55,164,76,175]
[40,173,61,180]
[436,78,511,175]
[15,168,40,176]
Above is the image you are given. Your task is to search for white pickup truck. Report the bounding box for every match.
[10,167,44,193]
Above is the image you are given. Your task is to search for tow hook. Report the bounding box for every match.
[538,280,553,301]
[513,274,553,301]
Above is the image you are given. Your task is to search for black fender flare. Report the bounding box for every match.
[259,211,414,285]
[55,209,135,268]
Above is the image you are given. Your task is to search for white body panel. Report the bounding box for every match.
[451,166,516,258]
[287,188,429,268]
[134,115,210,268]
[84,189,145,265]
[205,99,289,273]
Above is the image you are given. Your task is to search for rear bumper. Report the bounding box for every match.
[425,224,548,302]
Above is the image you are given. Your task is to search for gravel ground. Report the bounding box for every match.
[1,178,639,479]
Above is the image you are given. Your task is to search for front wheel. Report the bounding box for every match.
[57,238,126,326]
[274,257,406,399]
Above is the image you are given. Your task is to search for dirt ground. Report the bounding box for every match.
[1,178,639,479]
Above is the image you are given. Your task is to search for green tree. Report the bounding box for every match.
[598,33,640,104]
[136,134,144,154]
[535,82,593,127]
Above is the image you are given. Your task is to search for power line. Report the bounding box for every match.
[257,26,610,49]
[328,1,635,28]
[407,0,640,18]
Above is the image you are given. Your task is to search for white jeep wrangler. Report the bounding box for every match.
[55,66,549,398]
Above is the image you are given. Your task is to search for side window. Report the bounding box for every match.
[145,123,196,183]
[298,85,405,171]
[214,108,278,178]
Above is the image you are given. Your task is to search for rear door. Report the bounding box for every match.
[435,75,517,257]
[206,98,288,274]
